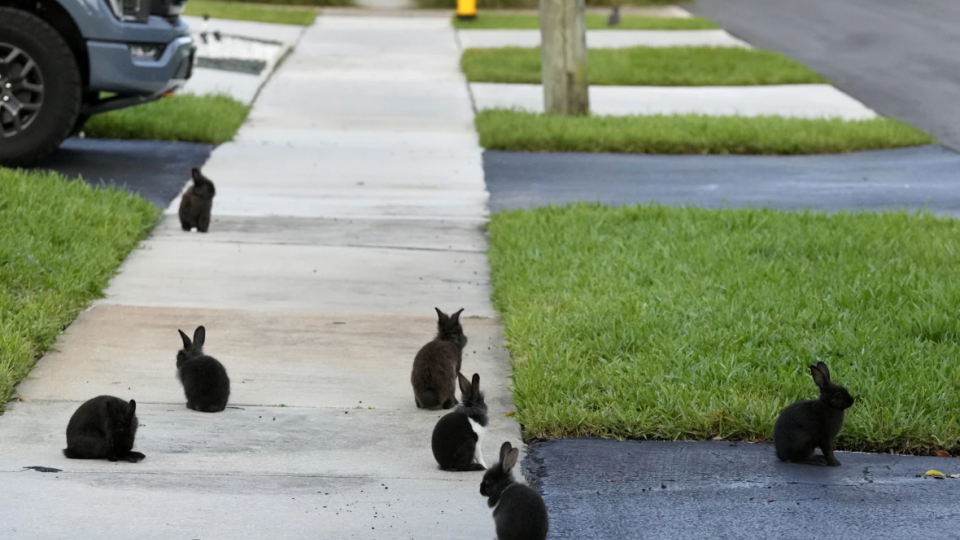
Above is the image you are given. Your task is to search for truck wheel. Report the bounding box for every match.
[0,8,82,167]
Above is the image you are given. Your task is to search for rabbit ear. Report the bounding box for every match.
[810,364,829,388]
[127,399,137,417]
[503,448,520,472]
[815,361,831,381]
[178,329,191,348]
[499,441,513,463]
[458,372,471,395]
[471,373,480,393]
[435,307,449,324]
[450,308,464,323]
[192,168,204,183]
[193,326,206,348]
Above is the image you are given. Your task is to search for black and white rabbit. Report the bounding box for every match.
[63,395,145,462]
[179,168,215,233]
[431,372,487,471]
[411,307,468,410]
[177,325,230,413]
[774,361,855,466]
[480,442,549,540]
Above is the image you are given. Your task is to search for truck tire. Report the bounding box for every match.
[0,8,82,167]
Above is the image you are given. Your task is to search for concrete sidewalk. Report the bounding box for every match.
[471,82,878,119]
[1,15,519,539]
[180,16,304,104]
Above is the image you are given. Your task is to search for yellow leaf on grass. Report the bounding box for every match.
[505,412,516,418]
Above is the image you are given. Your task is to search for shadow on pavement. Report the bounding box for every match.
[29,138,215,208]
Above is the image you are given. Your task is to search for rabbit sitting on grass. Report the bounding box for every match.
[63,396,145,463]
[774,361,854,466]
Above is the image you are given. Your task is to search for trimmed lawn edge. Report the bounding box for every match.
[84,94,251,145]
[0,169,161,410]
[488,204,960,456]
[475,110,936,155]
[183,0,319,25]
[452,13,718,30]
[461,47,828,87]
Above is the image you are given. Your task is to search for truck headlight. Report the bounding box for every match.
[104,0,151,22]
[129,44,166,61]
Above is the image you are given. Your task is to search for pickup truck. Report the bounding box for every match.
[0,0,195,166]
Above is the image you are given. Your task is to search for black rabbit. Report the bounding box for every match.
[63,396,145,462]
[480,442,549,540]
[411,307,468,410]
[774,361,855,466]
[179,168,215,233]
[431,373,487,471]
[177,325,230,413]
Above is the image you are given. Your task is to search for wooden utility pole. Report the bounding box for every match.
[539,0,589,115]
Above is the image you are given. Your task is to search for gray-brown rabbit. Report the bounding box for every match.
[773,361,854,466]
[411,308,467,410]
[179,168,215,233]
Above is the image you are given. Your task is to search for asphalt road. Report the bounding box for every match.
[29,138,215,208]
[688,0,960,151]
[526,439,960,540]
[485,146,960,214]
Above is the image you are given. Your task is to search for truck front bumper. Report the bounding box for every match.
[87,33,195,95]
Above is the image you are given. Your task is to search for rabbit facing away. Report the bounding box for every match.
[774,361,854,466]
[411,307,468,410]
[432,373,488,471]
[177,325,231,413]
[179,168,216,233]
[481,442,549,540]
[63,395,145,463]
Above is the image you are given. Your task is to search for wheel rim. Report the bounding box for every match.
[0,42,44,138]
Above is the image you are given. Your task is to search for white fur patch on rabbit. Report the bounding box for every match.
[469,417,487,468]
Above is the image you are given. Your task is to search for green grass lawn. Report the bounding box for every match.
[476,110,936,155]
[183,0,319,25]
[453,13,718,30]
[489,204,960,454]
[462,46,827,86]
[0,169,160,407]
[84,94,251,144]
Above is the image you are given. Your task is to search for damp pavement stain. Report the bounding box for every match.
[524,439,960,540]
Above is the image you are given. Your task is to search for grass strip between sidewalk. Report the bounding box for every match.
[0,169,160,409]
[488,204,960,454]
[453,13,718,30]
[420,0,682,7]
[184,0,319,25]
[476,110,936,155]
[462,47,827,86]
[84,94,251,145]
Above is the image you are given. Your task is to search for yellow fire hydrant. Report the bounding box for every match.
[456,0,477,20]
